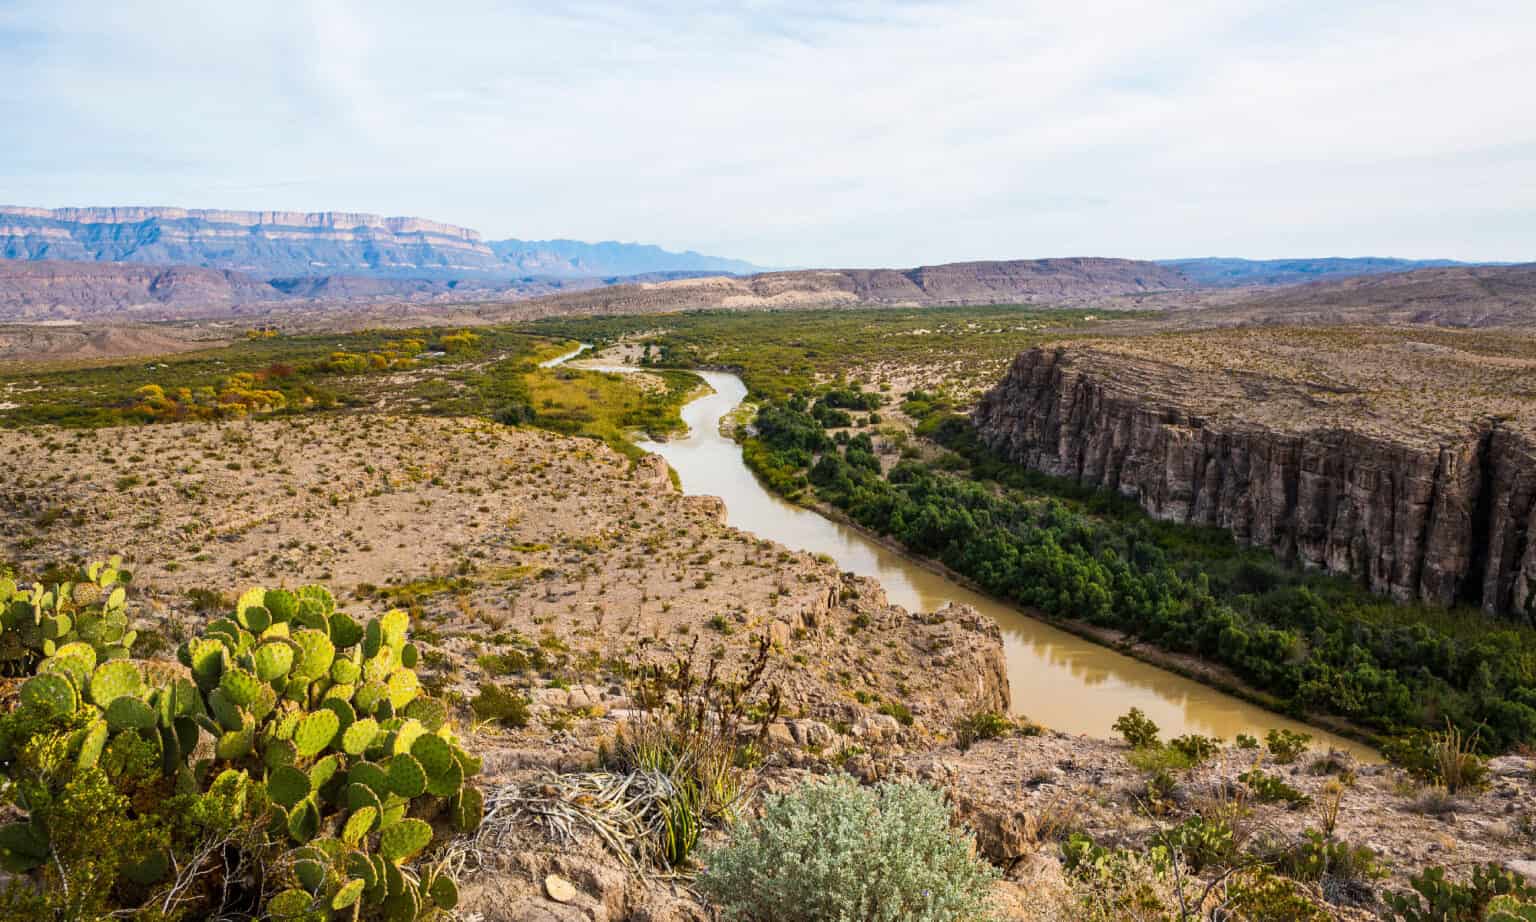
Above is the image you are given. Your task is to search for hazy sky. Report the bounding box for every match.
[2,0,1533,267]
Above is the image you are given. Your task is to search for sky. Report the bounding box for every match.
[1,0,1533,268]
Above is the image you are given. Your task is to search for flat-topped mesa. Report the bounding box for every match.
[972,332,1536,616]
[0,206,483,242]
[0,205,498,275]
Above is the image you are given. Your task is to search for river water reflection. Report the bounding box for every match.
[574,358,1372,757]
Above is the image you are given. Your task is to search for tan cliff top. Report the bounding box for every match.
[1044,325,1536,445]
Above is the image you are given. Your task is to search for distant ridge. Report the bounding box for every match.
[0,205,758,280]
[1160,256,1490,288]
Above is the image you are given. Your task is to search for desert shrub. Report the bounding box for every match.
[602,635,780,868]
[1278,829,1381,884]
[0,562,481,920]
[1113,708,1161,749]
[1127,744,1194,775]
[470,683,530,728]
[1387,863,1536,921]
[1239,769,1312,807]
[953,710,1015,750]
[1226,868,1334,922]
[697,775,998,922]
[1265,728,1312,764]
[1167,733,1220,765]
[1383,724,1488,795]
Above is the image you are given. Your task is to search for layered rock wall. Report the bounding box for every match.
[973,347,1536,615]
[0,206,498,275]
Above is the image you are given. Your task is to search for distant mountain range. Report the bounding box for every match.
[0,206,760,279]
[1158,257,1490,288]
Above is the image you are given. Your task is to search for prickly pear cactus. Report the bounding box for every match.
[0,557,135,675]
[0,562,479,920]
[1490,895,1536,922]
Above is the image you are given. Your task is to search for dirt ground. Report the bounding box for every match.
[4,413,1533,920]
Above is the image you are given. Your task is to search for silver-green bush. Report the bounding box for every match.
[697,775,998,922]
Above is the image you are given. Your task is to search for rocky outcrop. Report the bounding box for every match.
[974,346,1536,615]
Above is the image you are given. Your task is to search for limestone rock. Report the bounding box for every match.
[974,345,1536,614]
[544,874,577,904]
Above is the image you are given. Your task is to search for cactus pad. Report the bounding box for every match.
[297,584,335,615]
[451,786,484,833]
[105,695,158,731]
[382,881,420,921]
[252,641,295,682]
[248,683,278,723]
[403,696,447,732]
[294,857,326,893]
[385,669,419,710]
[321,697,356,732]
[184,637,227,690]
[389,719,427,756]
[236,586,267,621]
[263,589,299,623]
[346,849,377,889]
[89,659,142,706]
[330,657,361,685]
[52,640,98,673]
[348,760,389,795]
[354,681,388,715]
[378,818,431,863]
[428,872,459,910]
[342,806,377,846]
[21,673,77,717]
[333,877,366,911]
[237,605,272,633]
[342,718,379,756]
[38,653,91,692]
[76,718,109,768]
[286,799,320,842]
[219,667,263,707]
[385,754,427,798]
[411,734,454,779]
[263,738,299,770]
[294,710,339,758]
[346,781,383,814]
[425,755,464,798]
[208,688,246,732]
[308,753,340,790]
[328,612,364,648]
[216,727,255,761]
[268,765,311,808]
[291,630,336,683]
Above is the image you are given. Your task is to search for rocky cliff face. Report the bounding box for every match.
[974,345,1536,615]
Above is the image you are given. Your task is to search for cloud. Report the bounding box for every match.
[1,0,1532,265]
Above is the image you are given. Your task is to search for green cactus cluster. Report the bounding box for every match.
[1490,895,1536,922]
[0,557,135,675]
[1387,863,1536,921]
[0,561,481,921]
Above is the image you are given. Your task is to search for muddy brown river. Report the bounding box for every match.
[570,355,1372,756]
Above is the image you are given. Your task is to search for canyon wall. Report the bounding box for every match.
[973,346,1536,615]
